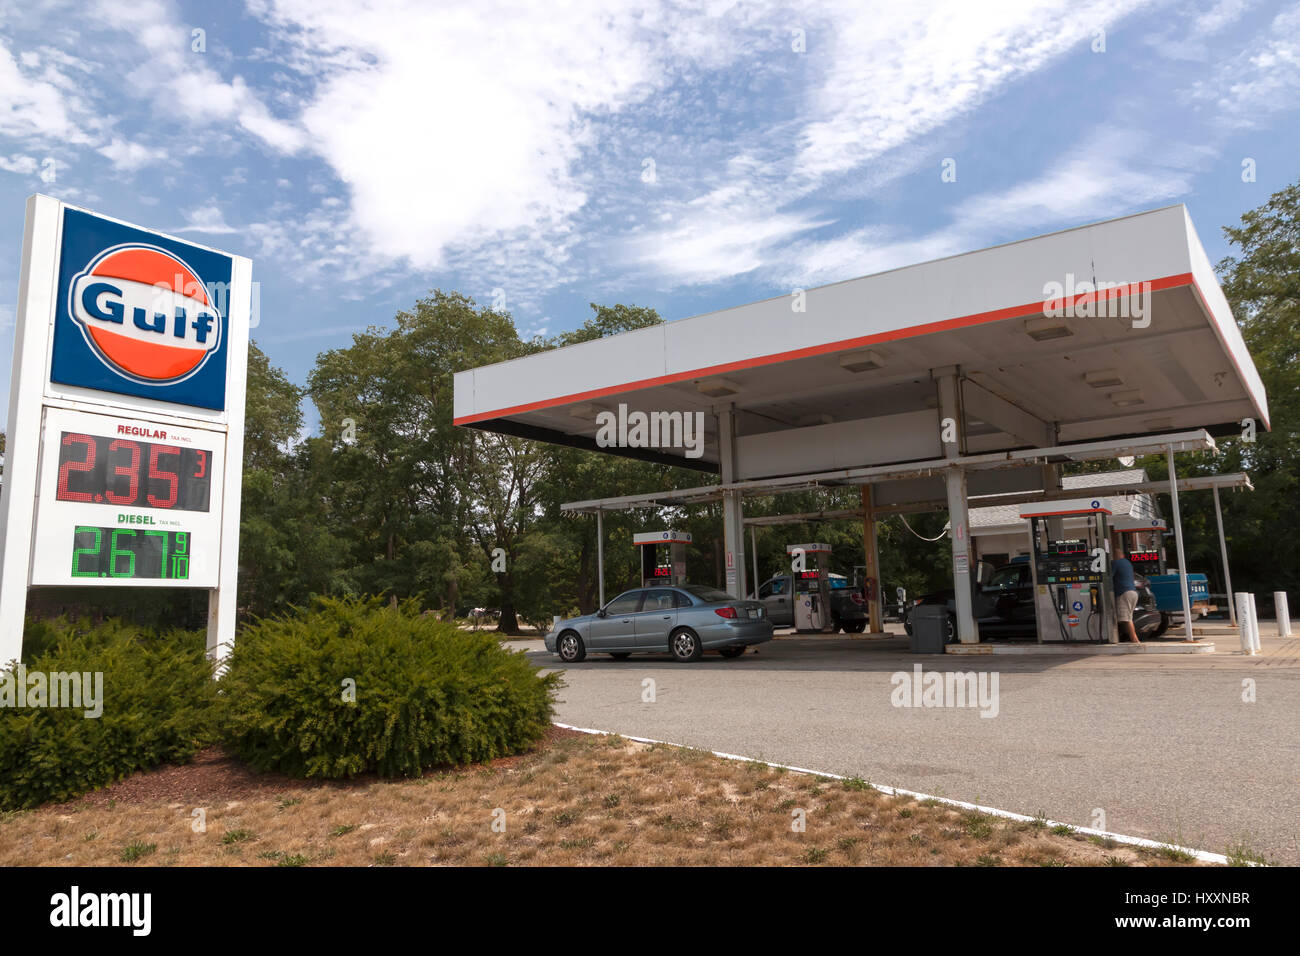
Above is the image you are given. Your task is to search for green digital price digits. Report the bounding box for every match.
[71,526,193,580]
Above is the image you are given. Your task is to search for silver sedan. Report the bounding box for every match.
[544,584,773,663]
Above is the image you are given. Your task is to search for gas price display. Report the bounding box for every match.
[71,527,191,580]
[29,408,225,589]
[57,432,211,511]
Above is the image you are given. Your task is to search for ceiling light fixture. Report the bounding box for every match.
[1084,369,1124,388]
[1025,315,1073,341]
[697,377,740,398]
[839,349,886,372]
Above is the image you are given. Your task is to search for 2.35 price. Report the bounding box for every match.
[56,432,212,512]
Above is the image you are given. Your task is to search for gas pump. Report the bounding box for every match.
[1110,516,1213,622]
[633,530,691,588]
[1111,516,1167,577]
[1019,499,1117,644]
[786,542,834,633]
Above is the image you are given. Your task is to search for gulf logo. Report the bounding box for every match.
[67,243,222,384]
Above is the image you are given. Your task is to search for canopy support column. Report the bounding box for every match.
[717,405,746,598]
[1167,448,1195,641]
[1212,485,1236,625]
[861,485,883,633]
[935,366,977,645]
[596,508,605,608]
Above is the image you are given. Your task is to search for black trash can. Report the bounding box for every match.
[909,605,949,653]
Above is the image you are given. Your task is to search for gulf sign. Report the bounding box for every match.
[50,208,232,410]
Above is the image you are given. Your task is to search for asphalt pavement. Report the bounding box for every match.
[509,627,1300,864]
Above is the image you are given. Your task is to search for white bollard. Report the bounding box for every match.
[1236,593,1254,654]
[1247,593,1262,653]
[1274,592,1292,637]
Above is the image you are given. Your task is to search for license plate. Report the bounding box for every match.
[747,608,759,619]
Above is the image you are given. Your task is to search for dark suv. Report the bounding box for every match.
[903,560,1165,642]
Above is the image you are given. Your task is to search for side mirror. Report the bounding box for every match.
[597,608,608,618]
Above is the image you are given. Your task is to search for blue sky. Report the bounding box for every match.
[2,0,1298,426]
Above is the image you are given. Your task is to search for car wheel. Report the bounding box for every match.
[1151,613,1170,638]
[557,631,586,663]
[670,628,703,662]
[609,652,631,660]
[718,645,746,658]
[843,621,867,634]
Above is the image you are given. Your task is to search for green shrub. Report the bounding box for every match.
[0,617,218,811]
[219,596,560,778]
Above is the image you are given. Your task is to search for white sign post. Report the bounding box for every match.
[0,195,250,668]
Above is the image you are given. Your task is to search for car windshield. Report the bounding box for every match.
[987,566,1024,589]
[680,585,735,604]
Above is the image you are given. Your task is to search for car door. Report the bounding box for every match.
[761,576,794,626]
[587,590,643,650]
[978,565,1022,628]
[1009,565,1038,631]
[633,588,679,648]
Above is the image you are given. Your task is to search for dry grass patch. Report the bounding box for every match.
[0,731,1212,867]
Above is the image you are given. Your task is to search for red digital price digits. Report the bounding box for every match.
[55,432,212,513]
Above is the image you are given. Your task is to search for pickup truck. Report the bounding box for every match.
[751,572,869,633]
[1146,572,1215,628]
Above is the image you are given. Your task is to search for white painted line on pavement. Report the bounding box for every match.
[554,721,1233,865]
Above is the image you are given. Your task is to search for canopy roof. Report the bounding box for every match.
[454,204,1267,476]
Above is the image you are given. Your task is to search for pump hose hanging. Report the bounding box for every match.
[898,514,949,542]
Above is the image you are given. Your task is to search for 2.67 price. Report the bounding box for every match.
[71,526,191,580]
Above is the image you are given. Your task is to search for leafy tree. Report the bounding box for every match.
[1100,182,1300,605]
[238,343,341,617]
[1191,181,1300,601]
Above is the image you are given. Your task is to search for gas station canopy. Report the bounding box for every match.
[454,205,1264,643]
[454,204,1268,481]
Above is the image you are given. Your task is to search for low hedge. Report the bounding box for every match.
[0,618,219,811]
[219,596,560,778]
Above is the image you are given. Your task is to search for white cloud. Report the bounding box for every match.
[621,0,1158,285]
[0,38,91,142]
[1186,3,1300,127]
[949,134,1196,232]
[1192,0,1254,35]
[90,0,305,154]
[2,0,1295,324]
[0,153,38,175]
[97,138,167,172]
[253,0,769,272]
[777,128,1199,288]
[176,202,240,234]
[793,0,1150,183]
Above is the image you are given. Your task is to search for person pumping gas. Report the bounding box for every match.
[1111,542,1141,644]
